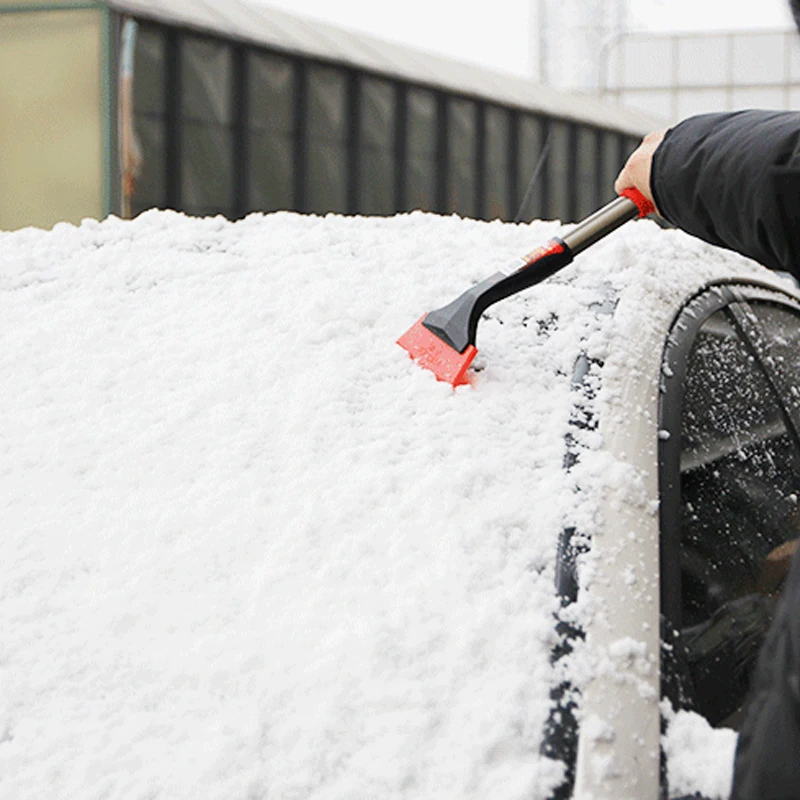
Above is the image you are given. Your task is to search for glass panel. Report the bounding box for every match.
[484,106,509,221]
[732,33,787,86]
[618,89,674,119]
[624,136,641,160]
[678,307,800,725]
[750,302,800,421]
[547,120,570,221]
[621,36,673,89]
[731,87,786,112]
[405,88,437,211]
[306,141,347,214]
[307,64,346,138]
[360,76,394,147]
[676,89,729,118]
[359,150,394,216]
[789,34,800,82]
[181,123,234,216]
[178,35,234,216]
[181,36,232,124]
[447,98,476,160]
[305,65,347,214]
[600,131,623,205]
[484,107,508,159]
[133,25,165,115]
[406,153,436,212]
[447,98,476,217]
[247,131,293,212]
[603,39,623,91]
[358,77,395,215]
[678,36,728,87]
[407,87,437,155]
[517,114,544,221]
[248,51,294,133]
[132,116,166,212]
[448,159,476,218]
[132,26,166,214]
[575,126,598,220]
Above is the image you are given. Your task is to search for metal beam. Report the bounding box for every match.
[101,5,113,217]
[0,2,103,12]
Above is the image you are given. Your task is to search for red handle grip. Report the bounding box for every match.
[619,186,655,218]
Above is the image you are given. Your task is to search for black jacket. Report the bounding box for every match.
[730,549,800,800]
[651,110,800,279]
[652,110,800,799]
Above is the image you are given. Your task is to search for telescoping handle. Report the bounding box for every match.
[493,187,654,307]
[417,188,654,355]
[562,188,654,256]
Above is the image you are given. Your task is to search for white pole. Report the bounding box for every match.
[538,0,548,85]
[119,17,139,220]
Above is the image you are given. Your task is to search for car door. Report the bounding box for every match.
[659,283,800,734]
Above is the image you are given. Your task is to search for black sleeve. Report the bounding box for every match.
[651,110,800,277]
[730,549,800,800]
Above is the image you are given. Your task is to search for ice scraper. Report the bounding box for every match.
[397,188,654,386]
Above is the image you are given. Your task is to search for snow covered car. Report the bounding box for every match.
[538,232,800,799]
[3,210,800,799]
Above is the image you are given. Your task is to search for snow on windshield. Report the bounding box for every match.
[0,210,768,798]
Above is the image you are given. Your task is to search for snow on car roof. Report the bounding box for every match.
[0,209,770,798]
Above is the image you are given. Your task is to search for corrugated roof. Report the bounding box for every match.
[104,0,662,134]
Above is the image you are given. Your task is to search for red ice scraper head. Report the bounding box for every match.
[397,190,652,387]
[397,315,478,387]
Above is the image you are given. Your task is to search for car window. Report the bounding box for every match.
[749,301,800,424]
[661,295,800,727]
[678,306,800,723]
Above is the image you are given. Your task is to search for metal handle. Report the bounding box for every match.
[562,195,639,256]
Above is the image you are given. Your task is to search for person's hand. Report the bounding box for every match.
[756,539,800,596]
[614,130,666,213]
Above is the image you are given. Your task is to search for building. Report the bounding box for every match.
[601,28,800,123]
[0,0,662,231]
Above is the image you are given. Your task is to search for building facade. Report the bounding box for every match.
[0,0,662,231]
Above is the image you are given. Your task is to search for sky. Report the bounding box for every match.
[252,0,796,79]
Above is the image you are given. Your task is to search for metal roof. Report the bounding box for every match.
[103,0,663,135]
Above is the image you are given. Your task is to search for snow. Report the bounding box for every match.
[0,209,769,798]
[662,703,739,800]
